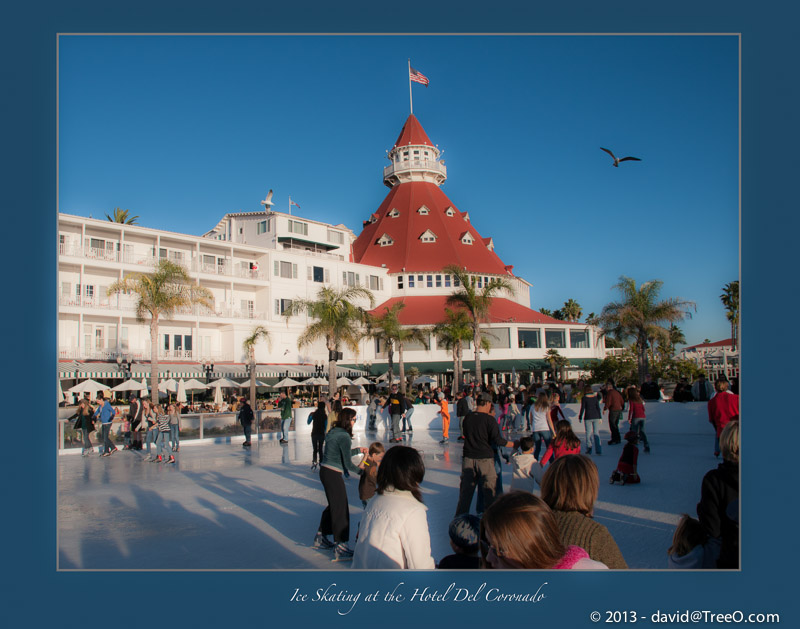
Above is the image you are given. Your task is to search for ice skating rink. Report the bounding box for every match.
[58,402,722,570]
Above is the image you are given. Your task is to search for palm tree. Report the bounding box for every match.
[432,307,475,391]
[666,323,686,355]
[106,207,139,224]
[283,286,374,397]
[539,307,553,317]
[720,281,739,351]
[367,303,428,395]
[562,299,583,322]
[598,276,695,385]
[108,259,212,404]
[444,265,514,386]
[545,348,569,381]
[243,325,271,411]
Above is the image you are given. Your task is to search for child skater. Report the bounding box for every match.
[627,387,650,453]
[358,441,386,508]
[539,419,581,467]
[667,514,714,569]
[436,392,451,444]
[509,436,543,493]
[610,430,641,485]
[437,513,482,569]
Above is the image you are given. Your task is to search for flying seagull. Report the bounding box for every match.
[260,189,274,209]
[600,147,641,167]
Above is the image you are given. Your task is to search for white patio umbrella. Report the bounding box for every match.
[274,377,302,388]
[213,383,224,407]
[176,379,187,404]
[351,376,371,386]
[412,375,437,386]
[111,379,148,392]
[67,379,107,397]
[158,378,178,393]
[58,379,65,403]
[336,376,354,387]
[182,378,209,391]
[208,377,244,389]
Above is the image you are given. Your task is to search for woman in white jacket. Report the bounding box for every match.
[352,446,435,570]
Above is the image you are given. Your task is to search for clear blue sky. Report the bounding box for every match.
[59,34,738,348]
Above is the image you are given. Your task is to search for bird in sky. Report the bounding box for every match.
[600,147,641,167]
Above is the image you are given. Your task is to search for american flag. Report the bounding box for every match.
[409,67,429,87]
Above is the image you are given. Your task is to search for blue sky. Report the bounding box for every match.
[59,34,738,347]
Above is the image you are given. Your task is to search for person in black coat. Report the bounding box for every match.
[697,421,739,568]
[238,397,254,447]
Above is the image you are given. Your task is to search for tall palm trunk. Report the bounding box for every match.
[150,319,159,405]
[398,343,406,395]
[327,338,337,398]
[453,344,461,392]
[473,325,483,386]
[249,347,257,412]
[637,335,649,385]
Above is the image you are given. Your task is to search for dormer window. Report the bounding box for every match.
[388,208,400,218]
[378,233,394,247]
[417,205,430,215]
[420,229,437,243]
[445,206,456,217]
[462,212,470,223]
[485,238,495,251]
[460,232,474,245]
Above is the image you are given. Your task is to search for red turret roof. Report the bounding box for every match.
[392,114,434,148]
[368,296,583,326]
[352,181,510,274]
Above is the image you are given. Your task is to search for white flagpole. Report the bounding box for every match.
[288,196,292,216]
[408,59,413,115]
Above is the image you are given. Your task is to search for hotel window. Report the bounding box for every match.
[427,275,433,288]
[369,275,383,291]
[417,206,430,215]
[403,151,409,161]
[61,281,71,297]
[83,324,91,350]
[288,220,308,236]
[477,277,483,288]
[95,327,104,350]
[444,275,451,288]
[108,326,117,350]
[184,336,192,352]
[164,335,170,351]
[420,230,436,242]
[257,220,267,234]
[378,234,394,246]
[274,260,298,279]
[484,276,489,286]
[85,284,94,300]
[308,265,328,283]
[461,233,473,245]
[388,208,400,218]
[413,150,420,158]
[173,335,183,351]
[518,329,541,349]
[570,329,590,349]
[435,275,442,288]
[241,300,255,318]
[121,327,129,350]
[408,275,415,288]
[545,329,566,349]
[453,276,461,287]
[343,271,360,287]
[275,299,293,315]
[327,230,345,244]
[445,207,455,216]
[397,276,404,289]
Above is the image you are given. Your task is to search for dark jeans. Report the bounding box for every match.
[81,427,93,453]
[632,418,649,448]
[476,448,504,513]
[318,466,350,543]
[101,423,114,453]
[532,431,551,460]
[242,422,252,443]
[608,410,622,443]
[311,433,324,463]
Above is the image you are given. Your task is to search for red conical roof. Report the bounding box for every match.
[392,114,434,148]
[352,181,511,275]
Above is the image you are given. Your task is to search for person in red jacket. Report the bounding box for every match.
[707,379,739,457]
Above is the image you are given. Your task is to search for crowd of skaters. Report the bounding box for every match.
[70,371,740,570]
[307,375,739,569]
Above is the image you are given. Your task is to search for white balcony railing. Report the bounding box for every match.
[58,347,233,362]
[383,159,447,180]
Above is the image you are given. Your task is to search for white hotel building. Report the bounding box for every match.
[58,114,606,386]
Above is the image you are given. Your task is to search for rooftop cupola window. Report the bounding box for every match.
[420,229,437,243]
[445,206,456,217]
[377,233,394,247]
[417,205,430,215]
[388,208,400,218]
[460,232,474,245]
